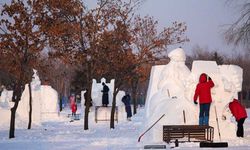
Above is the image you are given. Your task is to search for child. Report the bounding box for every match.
[71,102,77,117]
[70,102,77,122]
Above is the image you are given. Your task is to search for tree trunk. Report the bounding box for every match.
[28,83,32,129]
[9,101,19,138]
[110,86,119,129]
[9,82,22,138]
[59,96,62,111]
[131,77,139,115]
[84,61,92,130]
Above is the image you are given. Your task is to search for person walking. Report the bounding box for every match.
[193,73,214,125]
[122,93,132,121]
[101,82,109,107]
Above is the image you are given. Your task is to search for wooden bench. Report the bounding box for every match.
[163,125,214,143]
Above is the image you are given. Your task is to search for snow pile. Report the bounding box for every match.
[144,48,243,143]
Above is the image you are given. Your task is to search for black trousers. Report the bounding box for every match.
[237,118,246,137]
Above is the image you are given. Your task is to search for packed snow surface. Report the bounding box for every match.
[0,107,249,150]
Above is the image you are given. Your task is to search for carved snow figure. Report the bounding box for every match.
[144,48,243,143]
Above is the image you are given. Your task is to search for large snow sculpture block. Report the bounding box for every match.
[145,65,165,117]
[192,61,219,77]
[81,78,126,122]
[144,48,243,143]
[91,78,114,106]
[40,85,59,121]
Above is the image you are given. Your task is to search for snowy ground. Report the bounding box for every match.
[0,107,250,150]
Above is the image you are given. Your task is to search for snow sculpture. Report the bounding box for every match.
[144,48,243,143]
[40,85,59,121]
[18,69,42,124]
[81,78,125,107]
[81,78,126,121]
[19,70,59,123]
[91,78,114,106]
[144,48,197,142]
[0,87,13,108]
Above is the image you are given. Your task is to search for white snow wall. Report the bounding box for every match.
[81,78,127,121]
[0,70,59,127]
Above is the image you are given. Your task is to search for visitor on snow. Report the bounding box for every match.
[222,99,248,137]
[71,101,77,117]
[193,73,214,125]
[69,93,77,115]
[122,93,132,121]
[70,94,75,109]
[101,82,109,107]
[84,89,93,107]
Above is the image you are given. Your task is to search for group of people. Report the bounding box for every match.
[194,73,247,137]
[70,82,133,121]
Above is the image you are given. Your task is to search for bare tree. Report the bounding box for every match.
[225,2,250,49]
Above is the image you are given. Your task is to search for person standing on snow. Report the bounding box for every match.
[71,102,77,117]
[101,82,109,107]
[122,93,132,121]
[222,99,247,137]
[70,94,75,108]
[193,73,214,125]
[69,94,77,116]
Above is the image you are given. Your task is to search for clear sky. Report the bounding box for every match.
[84,0,246,55]
[136,0,245,55]
[1,0,246,55]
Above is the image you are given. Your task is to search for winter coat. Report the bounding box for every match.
[122,94,131,106]
[122,94,132,118]
[101,84,109,105]
[71,103,77,113]
[70,96,75,108]
[229,99,247,121]
[193,73,214,104]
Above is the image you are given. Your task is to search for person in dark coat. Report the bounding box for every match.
[193,73,214,125]
[224,99,248,137]
[84,89,92,107]
[122,93,132,121]
[101,82,109,107]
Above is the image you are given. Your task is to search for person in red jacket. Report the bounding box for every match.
[72,102,77,116]
[193,73,214,125]
[228,99,247,137]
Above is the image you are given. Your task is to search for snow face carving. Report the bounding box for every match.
[144,48,243,143]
